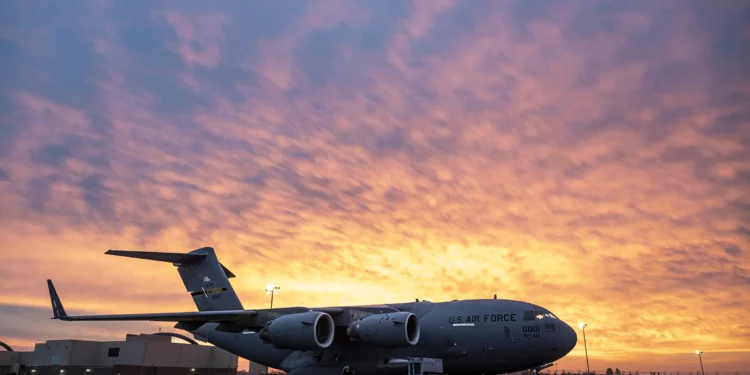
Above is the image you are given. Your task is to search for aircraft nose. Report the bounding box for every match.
[560,321,578,354]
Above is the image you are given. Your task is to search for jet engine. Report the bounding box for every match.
[258,311,335,350]
[346,311,420,347]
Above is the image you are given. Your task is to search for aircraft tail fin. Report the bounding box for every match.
[105,247,244,312]
[47,279,68,319]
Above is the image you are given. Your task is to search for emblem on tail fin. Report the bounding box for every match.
[204,276,211,282]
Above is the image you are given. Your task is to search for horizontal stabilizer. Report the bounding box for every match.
[105,249,206,264]
[105,248,236,279]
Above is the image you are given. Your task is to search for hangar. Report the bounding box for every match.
[0,333,238,375]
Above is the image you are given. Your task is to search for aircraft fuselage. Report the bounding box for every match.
[194,299,578,375]
[46,248,577,375]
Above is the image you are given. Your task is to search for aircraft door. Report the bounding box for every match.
[503,325,523,358]
[503,326,516,346]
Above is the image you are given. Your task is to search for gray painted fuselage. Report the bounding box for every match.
[194,299,578,375]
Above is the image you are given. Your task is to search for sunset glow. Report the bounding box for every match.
[1,0,749,372]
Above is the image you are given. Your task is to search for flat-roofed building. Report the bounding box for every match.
[0,334,237,375]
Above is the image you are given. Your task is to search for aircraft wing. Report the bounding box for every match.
[54,310,257,322]
[47,279,255,321]
[47,279,343,330]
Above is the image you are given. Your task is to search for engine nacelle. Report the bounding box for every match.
[346,311,420,347]
[258,311,335,350]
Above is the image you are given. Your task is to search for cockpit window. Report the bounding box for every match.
[524,310,544,320]
[524,310,558,321]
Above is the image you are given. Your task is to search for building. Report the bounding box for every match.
[0,334,238,375]
[246,363,288,375]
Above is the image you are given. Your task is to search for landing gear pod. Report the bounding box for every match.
[259,311,335,350]
[346,311,420,347]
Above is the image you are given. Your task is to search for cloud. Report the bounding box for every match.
[31,143,74,167]
[1,0,749,371]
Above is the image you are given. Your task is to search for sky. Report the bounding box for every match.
[0,0,749,372]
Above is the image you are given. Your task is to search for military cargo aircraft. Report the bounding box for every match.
[47,247,578,375]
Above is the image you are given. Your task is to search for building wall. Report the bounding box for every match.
[173,345,211,369]
[208,348,236,369]
[141,342,182,368]
[2,334,238,375]
[114,365,236,375]
[30,340,77,366]
[98,341,148,367]
[18,351,36,366]
[0,351,22,375]
[68,341,101,367]
[0,351,23,366]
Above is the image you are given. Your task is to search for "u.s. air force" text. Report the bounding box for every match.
[448,313,517,324]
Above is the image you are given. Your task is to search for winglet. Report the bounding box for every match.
[47,279,68,319]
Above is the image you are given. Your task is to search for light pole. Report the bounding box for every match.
[579,323,590,375]
[265,284,280,308]
[696,351,704,375]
